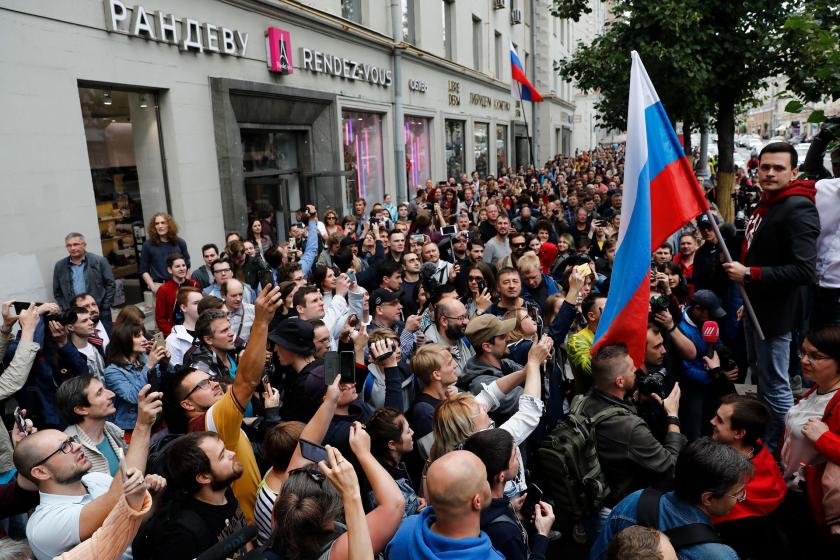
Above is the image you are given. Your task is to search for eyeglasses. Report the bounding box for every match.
[34,435,80,467]
[800,350,833,363]
[214,267,232,274]
[184,376,214,399]
[468,276,483,282]
[729,487,747,502]
[511,243,526,248]
[444,315,469,322]
[289,467,326,483]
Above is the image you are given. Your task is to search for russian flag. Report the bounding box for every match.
[510,42,543,102]
[591,52,709,366]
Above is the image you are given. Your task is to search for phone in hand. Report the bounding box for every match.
[13,407,27,435]
[346,270,357,283]
[299,438,329,464]
[411,234,425,244]
[441,224,457,236]
[147,370,158,392]
[261,374,272,394]
[476,278,486,294]
[288,237,297,251]
[153,331,165,352]
[521,483,544,520]
[258,269,274,289]
[325,351,340,386]
[574,262,593,277]
[339,351,356,383]
[13,302,41,315]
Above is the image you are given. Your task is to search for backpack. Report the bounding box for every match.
[536,394,630,521]
[636,488,724,548]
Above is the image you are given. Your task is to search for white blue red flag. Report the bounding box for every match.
[591,51,709,366]
[510,42,543,102]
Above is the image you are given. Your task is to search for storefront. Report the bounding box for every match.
[0,0,546,305]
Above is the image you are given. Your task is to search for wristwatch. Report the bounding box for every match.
[666,415,681,427]
[743,268,751,283]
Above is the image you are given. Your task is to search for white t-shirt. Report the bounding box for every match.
[27,472,131,560]
[77,342,105,380]
[781,388,837,483]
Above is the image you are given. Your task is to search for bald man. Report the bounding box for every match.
[385,450,503,559]
[14,386,161,559]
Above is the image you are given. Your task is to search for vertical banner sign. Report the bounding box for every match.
[265,27,293,75]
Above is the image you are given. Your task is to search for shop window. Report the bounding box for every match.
[402,0,415,43]
[342,0,362,23]
[78,86,168,307]
[405,116,431,193]
[496,124,508,172]
[343,111,385,204]
[474,122,489,177]
[445,119,466,180]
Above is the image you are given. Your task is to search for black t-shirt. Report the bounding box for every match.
[140,489,247,560]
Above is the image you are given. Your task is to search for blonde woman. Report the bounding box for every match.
[428,335,552,497]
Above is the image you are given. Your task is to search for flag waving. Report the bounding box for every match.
[510,42,543,102]
[591,51,709,366]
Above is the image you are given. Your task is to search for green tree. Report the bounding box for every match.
[555,0,791,221]
[781,1,840,105]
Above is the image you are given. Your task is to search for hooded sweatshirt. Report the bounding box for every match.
[743,179,816,279]
[711,441,787,524]
[384,507,504,560]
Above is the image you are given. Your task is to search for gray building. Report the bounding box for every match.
[0,0,584,306]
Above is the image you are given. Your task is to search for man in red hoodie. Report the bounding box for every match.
[710,394,788,558]
[154,253,200,337]
[723,142,820,454]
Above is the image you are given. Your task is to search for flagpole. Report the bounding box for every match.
[704,210,765,341]
[517,83,536,168]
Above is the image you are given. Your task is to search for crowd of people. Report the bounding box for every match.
[1,132,840,559]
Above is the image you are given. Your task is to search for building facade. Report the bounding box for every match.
[0,0,587,305]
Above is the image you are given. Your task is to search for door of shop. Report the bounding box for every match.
[241,129,305,244]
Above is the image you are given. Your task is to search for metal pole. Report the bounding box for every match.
[518,84,535,167]
[705,210,765,341]
[390,0,407,203]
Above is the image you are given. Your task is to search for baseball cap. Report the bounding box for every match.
[690,290,726,319]
[370,288,402,314]
[268,318,316,355]
[465,314,517,346]
[697,214,722,229]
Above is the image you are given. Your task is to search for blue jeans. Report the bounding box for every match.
[744,322,792,453]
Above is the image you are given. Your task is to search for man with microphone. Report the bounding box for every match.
[674,290,738,440]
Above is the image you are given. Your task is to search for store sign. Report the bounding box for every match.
[469,93,511,112]
[265,27,293,74]
[448,81,461,106]
[300,48,392,87]
[103,0,248,56]
[408,79,428,93]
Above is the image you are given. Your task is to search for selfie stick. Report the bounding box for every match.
[704,210,764,341]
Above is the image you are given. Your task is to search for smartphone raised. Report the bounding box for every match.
[299,438,329,464]
[410,234,426,244]
[324,351,340,386]
[13,407,27,435]
[521,483,544,520]
[574,262,593,277]
[153,331,165,351]
[13,302,41,315]
[476,278,486,294]
[339,351,355,383]
[441,224,457,236]
[346,270,357,283]
[258,269,273,289]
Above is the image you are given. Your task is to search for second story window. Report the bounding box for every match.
[342,0,362,24]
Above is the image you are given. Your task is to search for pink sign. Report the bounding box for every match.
[265,27,293,75]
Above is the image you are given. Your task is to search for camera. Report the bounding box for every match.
[638,367,669,398]
[650,294,670,313]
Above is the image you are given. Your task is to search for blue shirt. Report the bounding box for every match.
[677,310,711,385]
[589,490,739,560]
[70,257,87,297]
[95,437,120,476]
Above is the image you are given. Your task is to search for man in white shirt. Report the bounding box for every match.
[222,279,255,343]
[814,176,840,327]
[63,307,104,380]
[71,293,109,350]
[13,387,163,559]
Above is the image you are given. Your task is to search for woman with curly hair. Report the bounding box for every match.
[139,212,190,294]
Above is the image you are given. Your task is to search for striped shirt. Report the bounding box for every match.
[254,471,280,545]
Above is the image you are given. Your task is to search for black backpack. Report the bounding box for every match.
[636,488,724,548]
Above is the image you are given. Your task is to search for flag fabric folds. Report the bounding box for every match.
[510,42,543,102]
[591,51,709,366]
